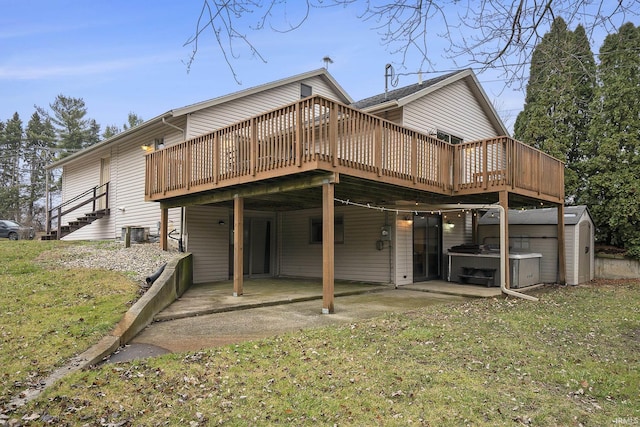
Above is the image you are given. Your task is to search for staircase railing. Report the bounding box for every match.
[46,182,110,237]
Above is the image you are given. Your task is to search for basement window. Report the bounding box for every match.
[310,216,344,244]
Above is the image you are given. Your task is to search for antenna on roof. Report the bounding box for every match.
[323,56,334,70]
[384,64,399,100]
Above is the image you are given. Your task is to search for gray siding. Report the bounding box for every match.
[187,76,346,138]
[185,206,230,283]
[280,207,392,283]
[478,224,559,283]
[402,79,500,141]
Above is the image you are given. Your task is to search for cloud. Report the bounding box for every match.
[0,53,180,80]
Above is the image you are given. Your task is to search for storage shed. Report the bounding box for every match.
[478,206,594,285]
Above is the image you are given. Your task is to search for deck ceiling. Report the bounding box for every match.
[160,172,554,212]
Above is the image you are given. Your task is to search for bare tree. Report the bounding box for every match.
[184,0,639,85]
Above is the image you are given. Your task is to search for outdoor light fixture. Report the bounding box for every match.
[141,144,153,152]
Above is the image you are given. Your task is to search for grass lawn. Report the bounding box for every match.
[2,241,639,426]
[0,240,140,409]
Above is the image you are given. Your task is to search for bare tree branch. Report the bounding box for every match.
[183,0,640,86]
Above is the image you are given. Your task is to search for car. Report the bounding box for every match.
[0,220,35,240]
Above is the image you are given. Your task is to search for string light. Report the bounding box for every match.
[333,197,492,216]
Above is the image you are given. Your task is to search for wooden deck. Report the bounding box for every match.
[145,95,564,204]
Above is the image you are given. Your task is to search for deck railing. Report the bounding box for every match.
[145,96,564,203]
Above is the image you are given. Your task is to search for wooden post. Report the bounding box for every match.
[124,226,131,248]
[322,182,335,314]
[557,204,566,284]
[499,191,510,290]
[233,196,244,296]
[160,207,168,251]
[375,121,382,177]
[296,101,303,167]
[330,104,338,168]
[411,134,418,184]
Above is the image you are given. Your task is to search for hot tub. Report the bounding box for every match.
[448,251,542,288]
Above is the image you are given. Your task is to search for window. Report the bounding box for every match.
[300,83,312,98]
[437,130,463,144]
[511,235,530,250]
[310,216,344,243]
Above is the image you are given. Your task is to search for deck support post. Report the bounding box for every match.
[557,203,566,284]
[499,191,510,290]
[160,207,168,251]
[322,181,335,314]
[233,196,244,296]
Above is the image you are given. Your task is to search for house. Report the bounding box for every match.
[46,68,566,313]
[477,206,594,285]
[44,68,351,243]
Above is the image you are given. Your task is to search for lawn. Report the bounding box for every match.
[1,241,639,426]
[0,240,140,410]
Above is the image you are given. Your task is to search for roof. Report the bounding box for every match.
[174,68,352,116]
[47,68,351,170]
[352,68,509,136]
[478,206,591,226]
[352,70,461,109]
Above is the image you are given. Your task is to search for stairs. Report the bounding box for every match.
[41,208,110,240]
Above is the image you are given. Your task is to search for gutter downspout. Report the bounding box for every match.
[161,117,187,250]
[162,118,186,140]
[435,203,539,302]
[495,204,538,301]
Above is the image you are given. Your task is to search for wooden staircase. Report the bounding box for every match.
[42,183,110,240]
[41,209,110,240]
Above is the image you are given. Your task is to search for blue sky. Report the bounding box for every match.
[0,1,626,135]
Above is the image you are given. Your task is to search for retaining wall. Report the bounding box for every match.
[595,254,640,280]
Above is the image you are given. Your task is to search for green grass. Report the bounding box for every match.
[2,241,639,426]
[0,240,139,407]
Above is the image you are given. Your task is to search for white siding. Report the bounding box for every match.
[402,79,500,141]
[280,206,393,283]
[187,76,347,138]
[185,206,230,283]
[60,147,115,240]
[60,125,183,241]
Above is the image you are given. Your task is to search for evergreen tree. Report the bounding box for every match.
[123,112,144,131]
[38,95,100,158]
[0,113,24,220]
[580,22,640,257]
[513,18,596,202]
[102,124,120,140]
[102,112,143,139]
[24,112,56,227]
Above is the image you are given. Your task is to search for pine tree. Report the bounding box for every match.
[24,112,56,227]
[38,95,100,158]
[513,18,596,202]
[580,22,640,257]
[0,113,24,220]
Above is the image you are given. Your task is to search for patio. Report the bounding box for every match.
[153,278,538,322]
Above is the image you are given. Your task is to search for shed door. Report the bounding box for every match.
[578,221,591,283]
